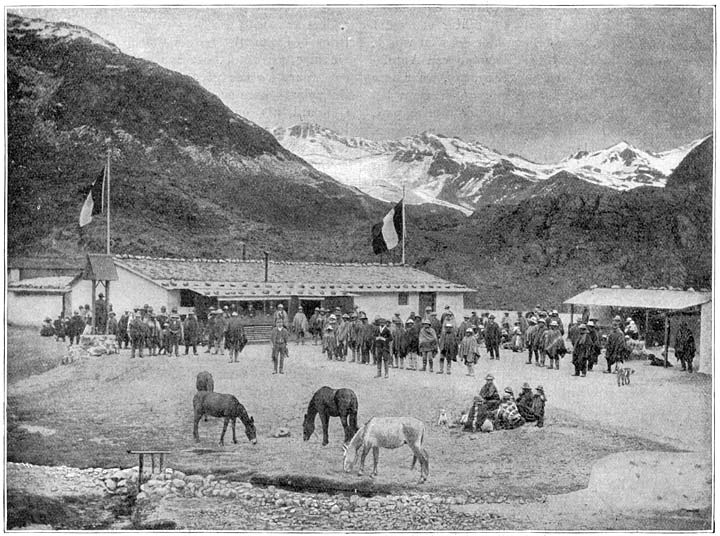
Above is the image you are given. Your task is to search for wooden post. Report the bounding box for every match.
[570,304,574,325]
[138,453,144,486]
[663,313,670,368]
[105,280,110,335]
[91,281,96,333]
[644,309,650,344]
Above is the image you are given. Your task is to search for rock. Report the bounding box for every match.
[105,479,117,491]
[330,505,341,514]
[172,479,185,488]
[186,475,204,485]
[173,471,186,480]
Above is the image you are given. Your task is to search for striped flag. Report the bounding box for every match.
[372,200,404,255]
[79,167,105,227]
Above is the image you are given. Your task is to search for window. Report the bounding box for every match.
[180,289,197,307]
[398,292,409,306]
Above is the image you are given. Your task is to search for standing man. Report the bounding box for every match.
[571,324,593,377]
[118,311,130,349]
[205,309,216,354]
[347,311,359,363]
[225,311,247,363]
[605,317,627,373]
[213,309,227,356]
[274,304,288,328]
[517,311,528,351]
[524,317,538,364]
[53,313,67,343]
[373,318,393,379]
[270,318,290,374]
[674,321,696,373]
[292,307,309,345]
[95,293,107,334]
[128,311,145,359]
[167,308,183,357]
[184,310,200,356]
[357,312,374,365]
[484,314,501,360]
[438,322,458,375]
[68,310,84,345]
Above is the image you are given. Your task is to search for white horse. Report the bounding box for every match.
[342,416,429,482]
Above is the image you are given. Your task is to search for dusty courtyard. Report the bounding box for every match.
[6,328,713,530]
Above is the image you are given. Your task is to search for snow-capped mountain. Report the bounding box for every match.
[273,123,709,214]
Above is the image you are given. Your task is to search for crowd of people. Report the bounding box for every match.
[40,299,696,375]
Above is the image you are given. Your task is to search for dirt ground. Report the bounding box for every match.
[6,328,713,529]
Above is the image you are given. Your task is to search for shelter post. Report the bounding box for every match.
[644,310,650,344]
[663,313,670,368]
[91,280,96,333]
[570,304,574,325]
[105,280,110,335]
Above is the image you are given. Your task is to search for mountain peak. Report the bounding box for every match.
[8,12,121,54]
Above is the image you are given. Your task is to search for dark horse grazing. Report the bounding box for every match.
[303,386,358,445]
[193,391,257,446]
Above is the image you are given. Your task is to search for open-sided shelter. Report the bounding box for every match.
[564,287,712,374]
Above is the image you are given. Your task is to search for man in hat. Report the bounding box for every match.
[347,311,359,362]
[479,373,501,409]
[418,318,439,372]
[524,317,538,365]
[309,307,321,345]
[373,318,393,378]
[53,313,67,343]
[532,386,547,428]
[356,312,373,365]
[270,317,290,374]
[390,315,404,367]
[586,319,601,371]
[605,317,627,373]
[470,311,481,331]
[95,293,107,333]
[118,310,130,349]
[429,311,442,337]
[405,317,421,370]
[336,313,351,360]
[273,303,288,328]
[292,307,309,346]
[184,310,200,356]
[458,327,478,376]
[422,305,433,322]
[625,317,639,340]
[457,314,472,341]
[156,306,169,331]
[225,311,247,363]
[66,310,82,344]
[167,307,184,357]
[440,305,455,329]
[484,314,501,360]
[212,308,227,356]
[571,324,593,377]
[516,382,534,420]
[495,388,525,430]
[543,320,566,370]
[517,311,528,351]
[322,323,337,361]
[675,320,696,372]
[549,310,564,336]
[106,311,118,337]
[501,312,511,334]
[128,311,146,359]
[438,322,458,375]
[533,317,548,366]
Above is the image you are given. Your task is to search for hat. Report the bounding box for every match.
[329,314,337,320]
[425,306,432,311]
[626,317,632,322]
[522,382,531,390]
[163,323,169,327]
[406,318,415,325]
[578,323,588,331]
[277,304,284,309]
[171,307,178,313]
[422,319,431,325]
[315,307,320,311]
[463,314,470,318]
[536,385,545,393]
[529,316,537,324]
[359,312,368,320]
[223,305,229,310]
[504,387,514,395]
[342,313,350,319]
[465,327,474,333]
[445,323,454,328]
[350,312,358,318]
[485,374,494,381]
[335,306,341,311]
[552,310,558,315]
[444,305,450,310]
[430,311,437,316]
[488,314,495,319]
[550,320,558,327]
[232,311,238,316]
[109,312,116,316]
[614,316,622,322]
[587,319,595,326]
[538,318,546,324]
[98,293,104,298]
[73,310,80,315]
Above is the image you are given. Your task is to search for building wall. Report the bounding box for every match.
[7,291,64,325]
[698,301,712,375]
[354,291,465,320]
[70,266,173,315]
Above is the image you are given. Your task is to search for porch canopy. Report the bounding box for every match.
[564,288,711,311]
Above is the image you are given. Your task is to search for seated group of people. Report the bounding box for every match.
[463,374,546,432]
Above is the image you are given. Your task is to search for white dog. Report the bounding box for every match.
[437,409,448,427]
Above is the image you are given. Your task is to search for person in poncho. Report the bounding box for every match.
[571,324,593,377]
[405,318,420,370]
[484,314,502,360]
[674,321,696,372]
[604,318,627,373]
[515,382,534,420]
[464,374,500,432]
[524,317,538,364]
[495,388,525,430]
[542,320,567,370]
[418,319,439,372]
[438,322,458,375]
[373,318,393,378]
[458,327,478,376]
[292,308,309,346]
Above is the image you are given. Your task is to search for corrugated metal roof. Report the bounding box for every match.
[564,288,711,310]
[115,255,474,293]
[8,276,75,292]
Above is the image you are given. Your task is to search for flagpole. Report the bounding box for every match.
[401,184,406,266]
[106,152,110,255]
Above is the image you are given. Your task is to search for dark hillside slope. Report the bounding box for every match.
[7,13,383,259]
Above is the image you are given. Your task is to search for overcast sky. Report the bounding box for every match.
[13,6,715,162]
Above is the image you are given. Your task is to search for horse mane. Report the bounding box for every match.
[233,398,253,427]
[348,417,374,450]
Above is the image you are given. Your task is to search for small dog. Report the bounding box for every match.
[616,367,635,386]
[437,409,449,427]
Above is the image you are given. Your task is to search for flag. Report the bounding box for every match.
[79,167,105,227]
[372,199,403,255]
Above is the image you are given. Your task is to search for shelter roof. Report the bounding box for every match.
[8,276,76,292]
[564,287,711,310]
[114,255,474,294]
[84,254,118,281]
[7,256,84,270]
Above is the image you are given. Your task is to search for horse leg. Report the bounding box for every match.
[232,417,238,444]
[371,447,379,477]
[340,413,350,443]
[358,445,370,477]
[220,418,229,446]
[193,411,202,442]
[320,413,330,446]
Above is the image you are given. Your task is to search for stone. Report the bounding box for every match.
[173,471,186,480]
[330,505,341,514]
[105,479,117,491]
[186,475,204,485]
[172,479,185,488]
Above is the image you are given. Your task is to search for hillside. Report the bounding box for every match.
[273,123,708,214]
[6,13,712,309]
[6,14,388,261]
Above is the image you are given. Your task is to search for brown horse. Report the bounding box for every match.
[303,386,358,445]
[195,371,214,392]
[342,416,429,482]
[193,391,257,446]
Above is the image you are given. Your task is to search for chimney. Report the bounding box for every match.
[242,243,246,261]
[264,251,269,282]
